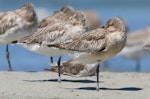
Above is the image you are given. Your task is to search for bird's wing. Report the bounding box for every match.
[19,22,69,44]
[55,28,107,53]
[38,16,54,28]
[38,6,75,28]
[0,12,18,35]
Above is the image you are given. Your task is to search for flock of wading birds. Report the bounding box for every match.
[0,3,150,91]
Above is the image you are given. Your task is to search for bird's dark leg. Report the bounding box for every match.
[96,62,100,91]
[50,57,53,63]
[135,60,140,72]
[6,44,13,71]
[57,56,62,83]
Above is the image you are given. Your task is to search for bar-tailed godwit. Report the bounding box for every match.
[49,17,127,90]
[0,3,38,71]
[17,6,100,82]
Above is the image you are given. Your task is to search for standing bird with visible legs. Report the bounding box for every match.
[49,17,127,91]
[0,3,38,71]
[119,26,150,72]
[17,6,100,82]
[38,6,100,63]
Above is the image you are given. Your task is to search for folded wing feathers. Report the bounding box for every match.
[19,23,67,44]
[0,12,18,35]
[39,6,75,28]
[58,28,107,53]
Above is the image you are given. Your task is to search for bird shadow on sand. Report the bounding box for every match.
[23,79,103,83]
[73,87,143,91]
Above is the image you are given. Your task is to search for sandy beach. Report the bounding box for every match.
[0,71,150,99]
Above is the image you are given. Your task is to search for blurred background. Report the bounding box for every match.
[0,0,150,72]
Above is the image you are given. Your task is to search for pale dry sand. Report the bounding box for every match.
[0,71,150,99]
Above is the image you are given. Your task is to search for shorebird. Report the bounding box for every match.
[38,6,100,30]
[49,17,127,90]
[38,6,100,63]
[119,26,150,72]
[45,60,98,77]
[0,3,38,71]
[17,6,100,82]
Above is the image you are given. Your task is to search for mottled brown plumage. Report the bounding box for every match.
[49,17,127,90]
[18,5,100,47]
[17,5,100,83]
[0,3,38,71]
[52,17,126,57]
[38,6,86,29]
[46,60,98,77]
[58,28,106,53]
[0,3,38,43]
[0,3,37,34]
[19,22,86,45]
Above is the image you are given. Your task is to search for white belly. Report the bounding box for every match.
[18,43,68,57]
[68,51,117,64]
[0,24,37,44]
